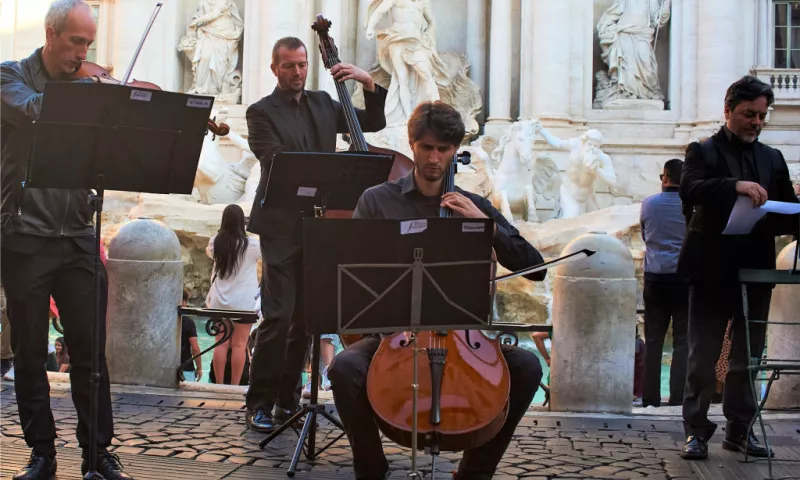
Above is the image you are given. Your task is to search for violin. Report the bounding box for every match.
[365,152,511,454]
[70,60,230,138]
[312,15,415,349]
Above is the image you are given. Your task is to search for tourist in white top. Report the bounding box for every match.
[206,204,261,386]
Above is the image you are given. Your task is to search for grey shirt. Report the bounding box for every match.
[353,171,547,282]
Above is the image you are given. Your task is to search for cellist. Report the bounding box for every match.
[328,101,547,480]
[0,1,131,479]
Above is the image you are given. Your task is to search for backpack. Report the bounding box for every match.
[682,137,718,227]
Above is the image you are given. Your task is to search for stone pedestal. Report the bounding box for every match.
[106,217,183,388]
[765,241,800,409]
[550,233,637,413]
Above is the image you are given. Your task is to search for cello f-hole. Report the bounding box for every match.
[464,330,481,349]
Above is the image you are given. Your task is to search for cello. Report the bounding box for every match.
[312,15,415,348]
[365,151,511,472]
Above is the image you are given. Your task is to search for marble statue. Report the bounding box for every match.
[360,0,482,135]
[194,108,258,205]
[478,120,559,223]
[535,123,617,219]
[178,0,244,103]
[595,0,671,109]
[366,0,448,125]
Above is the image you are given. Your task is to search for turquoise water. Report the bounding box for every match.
[47,321,673,404]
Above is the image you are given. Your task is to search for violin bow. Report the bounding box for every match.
[120,2,164,86]
[492,249,596,283]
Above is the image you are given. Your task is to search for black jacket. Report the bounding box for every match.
[1,48,96,248]
[245,84,388,265]
[677,128,799,283]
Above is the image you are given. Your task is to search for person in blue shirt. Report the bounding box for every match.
[640,159,688,408]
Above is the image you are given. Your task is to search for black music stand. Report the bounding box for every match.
[301,217,495,479]
[261,151,394,215]
[256,151,394,477]
[25,81,213,479]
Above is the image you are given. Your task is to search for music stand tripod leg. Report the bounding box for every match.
[259,334,335,477]
[84,189,105,480]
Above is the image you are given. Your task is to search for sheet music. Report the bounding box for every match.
[723,195,800,235]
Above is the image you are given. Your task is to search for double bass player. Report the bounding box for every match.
[243,36,389,433]
[328,101,547,480]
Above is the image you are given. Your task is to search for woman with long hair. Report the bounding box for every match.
[206,204,261,386]
[54,337,70,373]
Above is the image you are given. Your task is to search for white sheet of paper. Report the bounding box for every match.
[723,196,800,235]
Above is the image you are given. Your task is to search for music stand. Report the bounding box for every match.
[261,151,394,216]
[256,151,394,477]
[25,81,213,479]
[302,217,495,479]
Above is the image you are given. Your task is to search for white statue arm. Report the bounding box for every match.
[190,6,225,28]
[365,0,396,38]
[536,125,571,152]
[594,152,617,186]
[422,0,436,34]
[650,0,671,27]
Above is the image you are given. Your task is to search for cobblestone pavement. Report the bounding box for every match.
[1,384,799,479]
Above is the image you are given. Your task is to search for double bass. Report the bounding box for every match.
[365,151,511,462]
[312,15,415,348]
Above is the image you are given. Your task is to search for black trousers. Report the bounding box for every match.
[246,241,308,412]
[329,336,542,480]
[682,282,770,440]
[642,279,688,407]
[0,238,113,456]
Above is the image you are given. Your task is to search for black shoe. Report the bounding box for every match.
[680,435,708,460]
[246,409,279,432]
[81,451,134,480]
[274,405,304,423]
[13,451,56,480]
[723,432,774,458]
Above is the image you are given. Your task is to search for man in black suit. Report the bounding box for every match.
[678,76,800,460]
[244,36,388,432]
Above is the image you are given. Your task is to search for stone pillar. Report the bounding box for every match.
[106,218,183,388]
[550,233,637,413]
[529,0,572,126]
[484,0,512,136]
[466,0,487,123]
[109,0,183,92]
[518,0,533,120]
[355,0,377,75]
[755,0,771,68]
[677,0,698,133]
[241,0,263,105]
[765,241,800,409]
[695,0,740,129]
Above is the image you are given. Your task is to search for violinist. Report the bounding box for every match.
[0,1,132,479]
[328,101,546,480]
[243,36,388,433]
